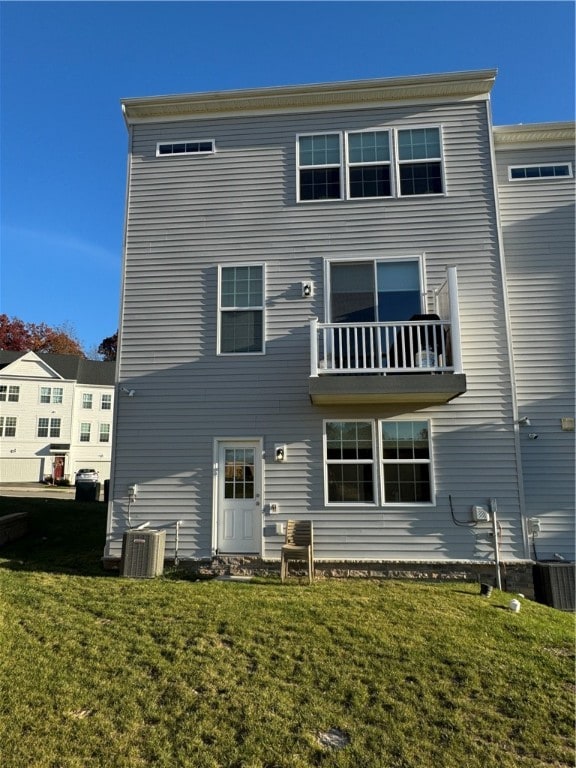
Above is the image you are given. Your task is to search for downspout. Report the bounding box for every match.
[485,98,529,560]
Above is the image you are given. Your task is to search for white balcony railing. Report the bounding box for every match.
[310,266,463,377]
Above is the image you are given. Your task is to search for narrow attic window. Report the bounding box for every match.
[509,163,572,180]
[156,140,215,157]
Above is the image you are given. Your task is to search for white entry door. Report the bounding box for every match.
[217,441,262,554]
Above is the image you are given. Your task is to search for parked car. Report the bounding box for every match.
[75,468,99,484]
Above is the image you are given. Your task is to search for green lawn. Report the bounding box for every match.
[0,497,574,768]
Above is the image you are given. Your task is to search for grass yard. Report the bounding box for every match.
[0,497,574,768]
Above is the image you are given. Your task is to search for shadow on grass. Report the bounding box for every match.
[0,495,112,578]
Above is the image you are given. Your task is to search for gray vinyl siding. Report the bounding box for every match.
[107,97,524,563]
[496,143,575,561]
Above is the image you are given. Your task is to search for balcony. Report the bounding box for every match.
[309,266,467,406]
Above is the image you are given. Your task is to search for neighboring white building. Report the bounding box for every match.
[0,351,116,483]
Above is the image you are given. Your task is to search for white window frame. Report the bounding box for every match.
[323,419,378,507]
[0,416,17,437]
[395,125,446,198]
[378,419,435,506]
[508,163,573,181]
[156,139,215,157]
[80,423,91,443]
[217,263,266,356]
[296,132,344,203]
[324,254,427,324]
[101,393,112,410]
[323,418,434,507]
[99,423,110,443]
[82,393,93,409]
[345,129,394,199]
[38,417,61,438]
[0,385,20,402]
[39,386,63,404]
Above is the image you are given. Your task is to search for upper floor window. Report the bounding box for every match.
[101,393,112,410]
[99,424,110,443]
[297,126,444,202]
[397,128,444,196]
[38,417,61,438]
[40,386,63,404]
[0,385,20,402]
[347,131,392,198]
[157,140,215,157]
[80,423,91,442]
[82,393,93,409]
[297,134,342,201]
[218,265,265,354]
[0,416,17,437]
[508,163,572,181]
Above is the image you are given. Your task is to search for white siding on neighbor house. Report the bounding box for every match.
[0,354,115,483]
[496,142,575,561]
[106,96,524,564]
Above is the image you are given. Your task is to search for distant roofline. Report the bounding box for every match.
[493,121,575,147]
[121,69,498,124]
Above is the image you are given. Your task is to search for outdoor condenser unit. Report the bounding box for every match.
[533,563,575,611]
[120,529,166,578]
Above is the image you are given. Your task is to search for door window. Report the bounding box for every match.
[224,448,255,500]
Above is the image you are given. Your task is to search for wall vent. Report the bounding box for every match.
[120,529,166,578]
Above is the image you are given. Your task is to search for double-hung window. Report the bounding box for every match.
[324,419,432,505]
[297,134,342,201]
[82,393,93,409]
[38,418,61,438]
[325,421,375,503]
[80,423,91,442]
[347,131,392,198]
[101,393,112,410]
[219,265,264,354]
[0,416,17,437]
[397,128,444,196]
[40,386,63,404]
[0,385,20,402]
[381,421,432,502]
[99,424,110,443]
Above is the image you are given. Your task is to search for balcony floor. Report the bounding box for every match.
[309,373,467,406]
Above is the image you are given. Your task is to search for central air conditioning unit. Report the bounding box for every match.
[120,529,166,578]
[533,563,575,611]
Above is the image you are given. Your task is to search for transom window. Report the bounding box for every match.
[397,128,444,196]
[0,385,20,402]
[99,424,110,443]
[40,386,63,404]
[101,393,112,410]
[0,416,17,437]
[324,420,432,505]
[508,163,572,181]
[219,265,264,354]
[80,423,91,442]
[157,140,215,156]
[82,393,93,409]
[38,418,61,438]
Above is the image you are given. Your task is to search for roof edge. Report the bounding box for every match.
[493,121,576,147]
[122,69,497,123]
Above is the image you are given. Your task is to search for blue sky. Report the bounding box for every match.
[1,1,574,355]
